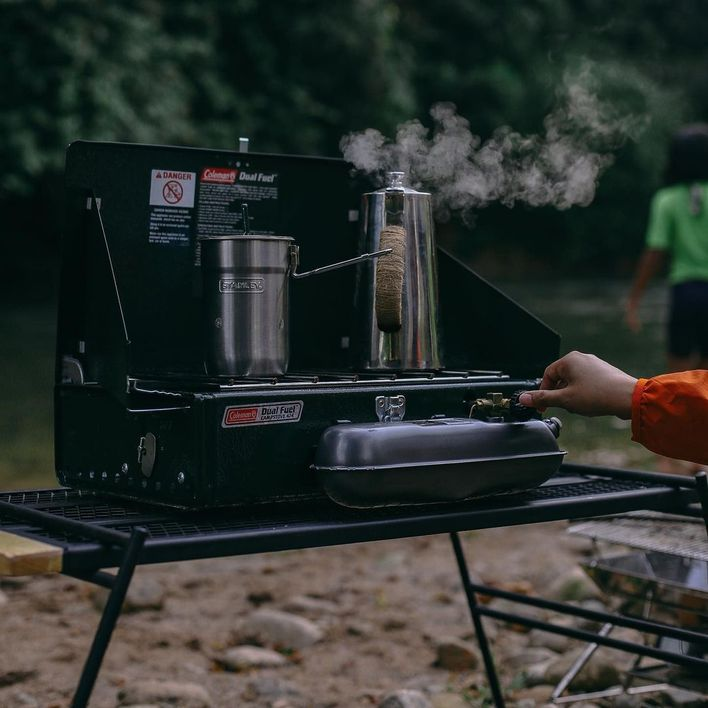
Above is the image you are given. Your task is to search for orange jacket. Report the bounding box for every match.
[631,370,708,464]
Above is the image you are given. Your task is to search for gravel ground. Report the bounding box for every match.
[1,521,705,708]
[0,522,593,707]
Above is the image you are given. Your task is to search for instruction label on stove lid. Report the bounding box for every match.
[197,165,280,238]
[222,401,303,428]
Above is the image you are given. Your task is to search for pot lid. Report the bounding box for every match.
[365,171,430,197]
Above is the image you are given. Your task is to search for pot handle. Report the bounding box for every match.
[375,225,406,332]
[290,246,391,279]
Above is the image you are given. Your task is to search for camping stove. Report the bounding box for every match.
[54,141,561,508]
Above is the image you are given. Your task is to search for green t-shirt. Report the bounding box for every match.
[645,182,708,284]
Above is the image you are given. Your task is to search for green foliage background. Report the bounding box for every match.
[2,0,708,296]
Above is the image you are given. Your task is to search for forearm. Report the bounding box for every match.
[631,371,708,465]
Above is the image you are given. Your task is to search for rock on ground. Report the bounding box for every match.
[430,693,469,708]
[504,646,558,670]
[547,567,602,602]
[117,679,212,707]
[281,594,339,616]
[434,637,480,671]
[93,576,166,613]
[379,689,433,708]
[218,645,287,671]
[238,608,323,649]
[543,647,621,691]
[510,684,554,704]
[488,597,547,632]
[242,676,301,701]
[0,670,37,688]
[527,625,574,653]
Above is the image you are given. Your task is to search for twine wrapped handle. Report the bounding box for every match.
[375,225,406,332]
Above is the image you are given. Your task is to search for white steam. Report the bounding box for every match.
[340,67,646,219]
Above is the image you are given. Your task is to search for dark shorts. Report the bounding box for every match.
[669,280,708,357]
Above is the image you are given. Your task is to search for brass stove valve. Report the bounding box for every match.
[470,391,538,421]
[470,392,510,419]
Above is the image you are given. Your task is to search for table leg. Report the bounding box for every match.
[695,470,708,537]
[71,527,147,708]
[449,532,505,708]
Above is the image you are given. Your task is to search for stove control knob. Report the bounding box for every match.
[509,391,538,421]
[137,432,157,478]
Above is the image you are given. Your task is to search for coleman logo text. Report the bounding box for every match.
[222,401,303,427]
[201,167,238,184]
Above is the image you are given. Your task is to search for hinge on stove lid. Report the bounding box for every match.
[376,395,406,423]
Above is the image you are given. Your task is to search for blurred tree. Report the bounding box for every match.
[392,0,695,272]
[1,0,708,294]
[0,0,410,195]
[0,0,410,294]
[199,0,414,153]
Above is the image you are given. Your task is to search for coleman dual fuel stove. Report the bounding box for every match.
[55,141,563,508]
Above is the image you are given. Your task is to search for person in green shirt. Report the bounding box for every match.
[626,124,708,373]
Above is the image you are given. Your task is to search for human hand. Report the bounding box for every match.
[518,351,637,419]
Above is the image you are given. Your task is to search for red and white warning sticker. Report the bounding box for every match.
[222,401,303,428]
[149,169,196,207]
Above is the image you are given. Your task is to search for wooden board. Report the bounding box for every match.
[0,530,63,576]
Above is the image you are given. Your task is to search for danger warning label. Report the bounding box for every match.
[148,169,196,245]
[150,169,196,208]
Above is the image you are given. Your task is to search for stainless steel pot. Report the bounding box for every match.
[201,235,388,377]
[355,171,442,370]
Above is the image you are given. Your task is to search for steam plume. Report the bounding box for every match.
[340,66,646,219]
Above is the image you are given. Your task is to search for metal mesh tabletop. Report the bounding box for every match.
[0,466,700,574]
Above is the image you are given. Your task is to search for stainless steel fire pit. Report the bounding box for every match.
[554,510,708,704]
[583,550,707,631]
[571,511,708,630]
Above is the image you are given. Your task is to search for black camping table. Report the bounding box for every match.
[1,463,707,708]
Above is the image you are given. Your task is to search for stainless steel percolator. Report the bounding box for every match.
[355,171,443,370]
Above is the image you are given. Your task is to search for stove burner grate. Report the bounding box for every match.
[128,369,510,394]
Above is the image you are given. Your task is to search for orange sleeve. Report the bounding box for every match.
[631,370,708,464]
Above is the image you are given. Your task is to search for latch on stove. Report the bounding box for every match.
[376,395,406,423]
